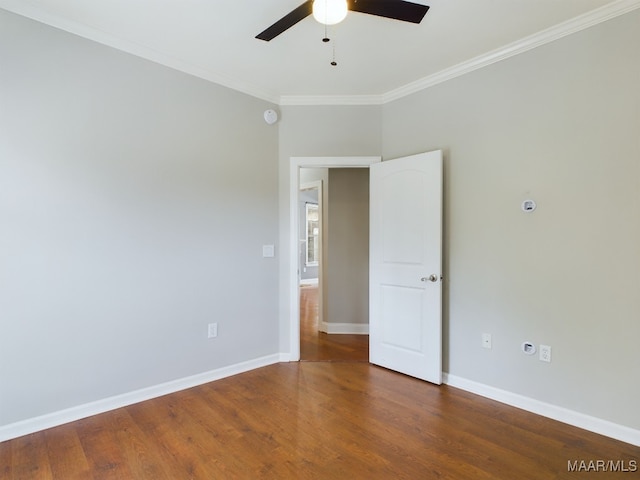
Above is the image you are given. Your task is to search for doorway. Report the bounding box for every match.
[288,156,381,361]
[299,170,369,361]
[289,152,443,383]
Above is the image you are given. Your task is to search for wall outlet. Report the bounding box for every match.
[539,344,551,362]
[482,333,492,349]
[208,323,218,339]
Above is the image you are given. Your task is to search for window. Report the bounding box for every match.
[305,203,319,266]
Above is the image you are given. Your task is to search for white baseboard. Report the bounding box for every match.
[0,354,281,443]
[320,322,369,335]
[6,359,635,447]
[443,373,640,447]
[278,352,292,362]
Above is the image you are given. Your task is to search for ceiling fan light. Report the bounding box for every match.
[312,0,348,26]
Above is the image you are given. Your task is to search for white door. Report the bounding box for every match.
[369,150,443,384]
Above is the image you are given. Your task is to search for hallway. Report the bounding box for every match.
[299,285,368,362]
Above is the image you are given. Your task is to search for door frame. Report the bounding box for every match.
[288,156,381,361]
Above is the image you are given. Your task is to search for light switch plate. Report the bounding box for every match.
[539,344,551,362]
[262,245,275,258]
[208,323,218,338]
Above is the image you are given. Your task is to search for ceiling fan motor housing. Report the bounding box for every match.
[312,0,349,25]
[256,0,429,42]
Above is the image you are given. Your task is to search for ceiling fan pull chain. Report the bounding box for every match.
[331,30,338,66]
[319,22,338,66]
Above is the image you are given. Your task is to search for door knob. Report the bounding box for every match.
[421,274,438,283]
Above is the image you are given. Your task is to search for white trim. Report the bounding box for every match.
[0,354,281,442]
[321,322,369,335]
[279,353,293,362]
[0,0,280,104]
[3,0,638,106]
[443,373,640,447]
[281,0,640,106]
[280,95,384,106]
[293,156,381,169]
[381,0,640,104]
[288,157,381,361]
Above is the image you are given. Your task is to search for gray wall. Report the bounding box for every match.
[326,169,369,326]
[0,10,279,426]
[382,9,640,429]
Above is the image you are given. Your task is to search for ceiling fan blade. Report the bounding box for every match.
[349,0,429,24]
[256,1,314,41]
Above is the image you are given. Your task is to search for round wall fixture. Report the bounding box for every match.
[263,109,279,125]
[521,199,537,213]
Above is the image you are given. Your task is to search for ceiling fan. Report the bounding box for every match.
[256,0,430,42]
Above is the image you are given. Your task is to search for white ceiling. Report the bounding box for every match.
[2,0,638,104]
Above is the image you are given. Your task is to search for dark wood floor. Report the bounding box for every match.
[299,285,368,362]
[1,289,638,478]
[2,363,638,479]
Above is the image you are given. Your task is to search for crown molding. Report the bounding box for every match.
[3,0,639,107]
[0,0,281,104]
[380,0,640,104]
[279,94,383,106]
[281,0,640,106]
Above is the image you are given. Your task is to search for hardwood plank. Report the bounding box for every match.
[0,438,12,479]
[335,374,559,478]
[299,285,369,362]
[10,432,53,480]
[124,397,226,479]
[283,363,510,479]
[108,408,172,480]
[1,362,638,479]
[44,425,91,480]
[74,413,136,479]
[207,378,354,478]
